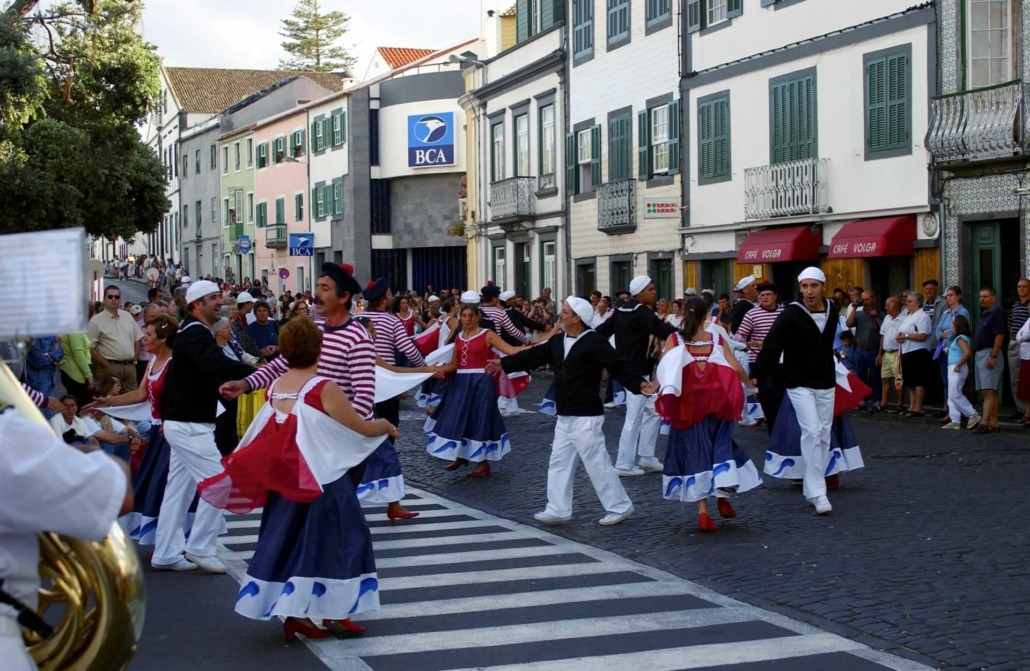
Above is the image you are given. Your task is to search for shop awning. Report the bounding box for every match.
[827,215,916,258]
[736,225,822,264]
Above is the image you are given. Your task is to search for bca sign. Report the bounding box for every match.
[408,112,455,168]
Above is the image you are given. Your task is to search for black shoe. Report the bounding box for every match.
[1010,411,1026,421]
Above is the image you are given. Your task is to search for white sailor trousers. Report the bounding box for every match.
[544,416,633,518]
[153,421,226,564]
[786,387,835,500]
[615,385,660,470]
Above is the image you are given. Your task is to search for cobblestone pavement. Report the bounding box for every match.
[394,378,1030,671]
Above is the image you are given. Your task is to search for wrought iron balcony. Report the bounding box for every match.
[229,221,244,240]
[927,80,1026,165]
[265,223,287,249]
[597,179,636,234]
[744,158,830,220]
[489,177,537,222]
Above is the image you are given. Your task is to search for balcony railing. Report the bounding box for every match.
[229,221,244,240]
[265,223,287,249]
[597,179,636,234]
[927,80,1026,164]
[744,158,830,220]
[489,177,536,222]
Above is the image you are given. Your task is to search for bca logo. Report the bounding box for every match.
[408,112,455,168]
[414,116,449,144]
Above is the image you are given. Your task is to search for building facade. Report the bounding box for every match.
[179,120,222,279]
[681,0,937,301]
[568,0,684,301]
[219,127,256,283]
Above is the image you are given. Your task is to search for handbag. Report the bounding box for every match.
[932,339,945,361]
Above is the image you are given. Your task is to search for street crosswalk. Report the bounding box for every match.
[217,488,932,671]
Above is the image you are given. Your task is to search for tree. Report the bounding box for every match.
[0,0,168,240]
[278,0,355,72]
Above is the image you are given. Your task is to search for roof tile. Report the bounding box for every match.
[164,67,349,114]
[376,47,437,69]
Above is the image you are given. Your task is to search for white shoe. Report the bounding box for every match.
[942,422,962,430]
[603,402,616,409]
[534,511,572,524]
[184,552,227,574]
[616,467,645,477]
[152,557,197,572]
[638,459,664,473]
[599,506,634,526]
[966,414,981,430]
[809,496,833,515]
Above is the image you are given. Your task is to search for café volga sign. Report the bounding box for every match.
[408,112,455,168]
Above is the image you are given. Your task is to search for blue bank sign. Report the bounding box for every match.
[407,112,455,168]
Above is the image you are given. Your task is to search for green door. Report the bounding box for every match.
[969,221,1002,331]
[651,259,673,302]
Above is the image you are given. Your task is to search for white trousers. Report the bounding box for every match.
[615,387,660,471]
[0,621,36,671]
[497,396,520,414]
[947,367,977,422]
[544,416,633,517]
[153,421,226,564]
[786,387,835,501]
[1008,341,1025,412]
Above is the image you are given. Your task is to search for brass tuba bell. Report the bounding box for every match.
[0,360,146,670]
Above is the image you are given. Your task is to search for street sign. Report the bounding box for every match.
[279,268,290,279]
[238,235,252,255]
[289,233,313,257]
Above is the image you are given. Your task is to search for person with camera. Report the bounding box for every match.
[48,395,100,451]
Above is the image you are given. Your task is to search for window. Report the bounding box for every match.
[182,204,188,227]
[313,117,325,151]
[210,144,217,170]
[514,114,530,177]
[332,112,345,146]
[221,146,228,175]
[247,193,254,223]
[182,154,188,178]
[213,196,220,225]
[541,240,557,295]
[637,101,680,181]
[234,191,243,225]
[194,150,201,174]
[223,197,230,227]
[770,71,816,163]
[256,202,268,228]
[315,186,325,218]
[246,138,253,167]
[275,197,285,224]
[295,193,304,221]
[573,0,593,59]
[708,0,727,25]
[577,129,592,164]
[608,114,632,182]
[968,0,1012,89]
[686,0,742,33]
[569,125,600,194]
[540,105,556,188]
[332,180,343,215]
[698,93,730,181]
[493,247,506,285]
[491,122,505,182]
[865,48,910,157]
[271,137,285,164]
[256,142,269,169]
[291,129,306,157]
[646,0,671,24]
[233,142,241,171]
[607,0,629,44]
[195,200,202,228]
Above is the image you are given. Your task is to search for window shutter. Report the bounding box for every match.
[311,187,319,217]
[714,98,728,176]
[637,109,652,181]
[275,198,284,224]
[590,125,601,188]
[686,0,701,33]
[798,75,815,160]
[761,0,778,6]
[770,83,786,164]
[565,132,578,194]
[866,58,887,152]
[727,0,743,18]
[323,185,333,217]
[322,119,332,148]
[543,0,564,28]
[517,0,532,42]
[298,128,306,154]
[310,122,318,152]
[886,53,909,149]
[608,118,620,182]
[295,193,303,220]
[668,100,681,175]
[699,101,713,178]
[340,112,347,143]
[334,182,343,214]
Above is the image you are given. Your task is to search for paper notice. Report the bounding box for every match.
[0,229,88,339]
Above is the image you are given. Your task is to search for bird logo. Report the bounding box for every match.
[414,115,448,144]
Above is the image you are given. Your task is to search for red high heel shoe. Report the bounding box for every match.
[284,617,332,642]
[716,498,736,518]
[444,458,469,472]
[322,618,366,635]
[698,512,717,532]
[825,474,840,490]
[387,508,420,524]
[468,463,491,479]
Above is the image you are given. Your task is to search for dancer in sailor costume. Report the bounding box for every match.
[200,318,397,642]
[655,298,761,532]
[425,293,529,478]
[220,263,420,523]
[415,297,458,410]
[733,283,785,433]
[751,267,840,516]
[480,283,533,416]
[494,297,655,525]
[85,314,179,545]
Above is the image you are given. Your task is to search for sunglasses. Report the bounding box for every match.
[106,295,121,299]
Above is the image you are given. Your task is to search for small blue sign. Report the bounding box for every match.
[238,235,252,254]
[407,112,455,168]
[289,233,314,257]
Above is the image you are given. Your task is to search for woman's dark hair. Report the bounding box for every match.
[391,295,409,313]
[145,314,180,349]
[459,304,481,319]
[679,298,709,338]
[952,314,971,338]
[442,296,456,314]
[947,285,963,297]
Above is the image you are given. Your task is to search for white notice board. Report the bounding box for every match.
[0,228,88,339]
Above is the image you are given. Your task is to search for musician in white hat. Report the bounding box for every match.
[750,267,837,515]
[595,275,676,476]
[492,297,657,525]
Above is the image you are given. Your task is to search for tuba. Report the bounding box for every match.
[0,360,146,670]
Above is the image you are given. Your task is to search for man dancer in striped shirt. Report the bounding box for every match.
[219,263,418,522]
[734,283,785,432]
[480,282,533,416]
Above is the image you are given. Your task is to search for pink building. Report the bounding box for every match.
[253,107,312,295]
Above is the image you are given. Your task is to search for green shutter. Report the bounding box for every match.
[322,119,332,148]
[333,181,343,214]
[771,76,815,163]
[310,122,318,152]
[542,0,564,28]
[608,115,631,182]
[590,125,601,188]
[565,133,578,194]
[798,76,814,160]
[686,0,701,33]
[668,99,680,175]
[516,0,531,42]
[637,109,652,181]
[298,128,306,155]
[295,193,303,220]
[608,118,620,182]
[886,53,909,150]
[322,185,332,217]
[771,83,785,163]
[761,0,777,6]
[699,101,713,179]
[340,112,347,143]
[866,57,887,152]
[275,198,284,224]
[727,0,743,18]
[311,187,319,217]
[714,98,728,177]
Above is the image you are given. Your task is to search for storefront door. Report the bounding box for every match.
[970,222,1002,332]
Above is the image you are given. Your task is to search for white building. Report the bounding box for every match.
[567,0,683,300]
[681,0,938,300]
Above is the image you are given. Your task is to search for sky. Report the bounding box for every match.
[136,0,512,77]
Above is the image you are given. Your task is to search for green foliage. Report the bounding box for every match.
[278,0,355,72]
[0,0,168,239]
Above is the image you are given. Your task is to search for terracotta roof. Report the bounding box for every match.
[376,47,437,69]
[164,67,350,114]
[500,4,517,17]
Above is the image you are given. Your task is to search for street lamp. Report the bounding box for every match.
[283,154,313,294]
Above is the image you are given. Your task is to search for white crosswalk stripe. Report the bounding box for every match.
[217,487,932,671]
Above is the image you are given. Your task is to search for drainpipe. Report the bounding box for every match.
[560,26,572,297]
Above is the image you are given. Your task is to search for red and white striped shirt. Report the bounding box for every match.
[481,305,530,344]
[734,305,784,363]
[244,318,376,419]
[361,311,426,367]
